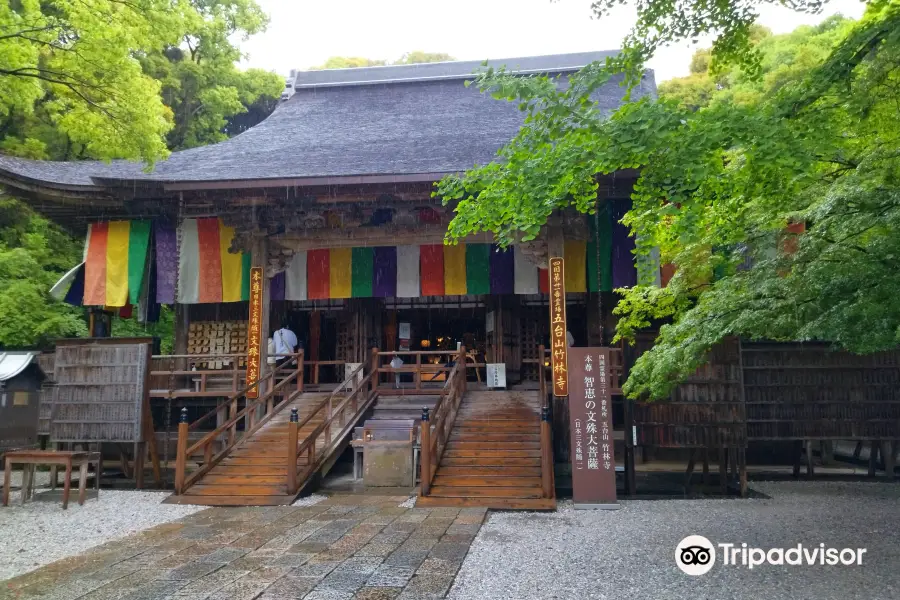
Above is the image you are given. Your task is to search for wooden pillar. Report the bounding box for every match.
[547,222,569,463]
[174,304,189,355]
[252,235,271,378]
[309,310,321,363]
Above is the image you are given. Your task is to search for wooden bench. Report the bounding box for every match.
[2,450,101,509]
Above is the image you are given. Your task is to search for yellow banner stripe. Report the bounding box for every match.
[329,247,352,298]
[219,220,244,302]
[105,221,131,307]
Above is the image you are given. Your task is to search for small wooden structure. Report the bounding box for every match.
[0,352,45,453]
[3,450,101,509]
[50,338,160,487]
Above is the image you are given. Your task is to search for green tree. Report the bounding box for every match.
[312,57,388,70]
[0,195,86,348]
[139,0,282,150]
[311,51,456,70]
[395,51,455,64]
[0,0,280,350]
[0,0,282,161]
[0,0,191,163]
[437,1,900,399]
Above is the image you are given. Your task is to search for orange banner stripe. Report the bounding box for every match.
[84,223,108,305]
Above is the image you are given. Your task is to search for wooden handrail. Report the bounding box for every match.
[288,368,378,495]
[537,344,554,499]
[420,346,467,497]
[173,353,304,495]
[184,355,302,436]
[292,362,365,433]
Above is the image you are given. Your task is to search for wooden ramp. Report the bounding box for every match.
[418,390,556,510]
[166,392,333,506]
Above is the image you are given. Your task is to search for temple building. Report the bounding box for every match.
[0,51,657,383]
[8,51,894,508]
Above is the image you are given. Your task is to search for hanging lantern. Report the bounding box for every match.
[420,339,431,348]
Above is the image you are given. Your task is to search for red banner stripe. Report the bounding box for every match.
[420,244,445,296]
[196,218,223,303]
[307,249,331,299]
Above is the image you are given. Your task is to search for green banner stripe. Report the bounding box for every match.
[240,253,251,301]
[351,247,374,297]
[127,220,151,305]
[465,243,490,295]
[589,205,613,292]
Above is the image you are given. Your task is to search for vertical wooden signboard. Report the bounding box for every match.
[568,347,619,509]
[246,267,264,399]
[548,257,568,397]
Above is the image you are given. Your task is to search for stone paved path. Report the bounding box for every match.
[1,495,486,600]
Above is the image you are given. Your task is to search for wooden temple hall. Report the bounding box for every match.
[1,52,658,508]
[3,51,899,509]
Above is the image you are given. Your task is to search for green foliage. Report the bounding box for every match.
[112,306,175,354]
[312,57,388,70]
[0,0,278,350]
[437,1,900,399]
[395,51,455,64]
[589,0,830,85]
[311,51,456,70]
[139,1,282,150]
[0,0,190,163]
[0,195,87,348]
[0,0,281,160]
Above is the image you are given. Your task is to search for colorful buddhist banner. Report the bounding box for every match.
[82,220,151,307]
[245,267,264,399]
[176,218,251,304]
[548,257,569,397]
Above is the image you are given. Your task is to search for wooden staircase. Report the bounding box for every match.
[167,358,378,507]
[418,390,556,510]
[166,392,331,506]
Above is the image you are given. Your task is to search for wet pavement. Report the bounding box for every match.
[1,495,485,600]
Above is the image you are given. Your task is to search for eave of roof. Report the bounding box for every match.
[0,351,40,382]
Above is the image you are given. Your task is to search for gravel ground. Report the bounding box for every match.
[449,481,900,600]
[0,490,204,581]
[291,492,327,506]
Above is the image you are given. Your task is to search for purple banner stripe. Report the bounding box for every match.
[154,223,177,304]
[373,246,397,297]
[270,271,286,302]
[490,245,514,295]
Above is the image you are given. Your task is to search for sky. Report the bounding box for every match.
[239,0,866,83]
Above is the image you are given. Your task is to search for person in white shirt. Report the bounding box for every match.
[566,330,575,347]
[272,323,299,366]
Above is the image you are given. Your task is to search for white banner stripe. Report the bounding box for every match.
[396,245,420,298]
[177,219,200,304]
[285,251,308,301]
[514,245,539,295]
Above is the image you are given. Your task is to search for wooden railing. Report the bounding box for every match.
[373,349,483,394]
[150,352,304,399]
[173,354,304,494]
[287,358,377,495]
[538,344,554,498]
[419,346,468,496]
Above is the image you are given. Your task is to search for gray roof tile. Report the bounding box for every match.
[0,52,656,189]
